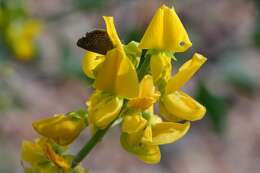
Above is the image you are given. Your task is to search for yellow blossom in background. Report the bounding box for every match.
[6,19,42,61]
[139,5,192,52]
[87,91,123,129]
[32,112,87,146]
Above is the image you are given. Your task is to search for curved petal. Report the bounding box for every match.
[166,53,207,94]
[120,133,161,164]
[32,114,86,146]
[139,5,192,52]
[82,51,105,78]
[141,126,153,144]
[137,145,161,164]
[95,48,139,98]
[21,140,47,166]
[122,115,147,134]
[88,91,123,129]
[103,16,122,48]
[44,143,70,170]
[151,122,190,145]
[128,75,160,110]
[161,91,206,121]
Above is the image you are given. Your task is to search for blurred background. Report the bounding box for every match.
[1,0,260,173]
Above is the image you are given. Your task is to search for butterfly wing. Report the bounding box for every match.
[77,30,114,55]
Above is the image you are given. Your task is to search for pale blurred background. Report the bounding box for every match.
[1,0,260,173]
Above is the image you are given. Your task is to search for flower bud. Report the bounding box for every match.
[32,113,87,146]
[160,91,206,121]
[88,91,123,129]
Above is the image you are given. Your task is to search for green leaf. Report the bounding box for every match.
[196,83,229,134]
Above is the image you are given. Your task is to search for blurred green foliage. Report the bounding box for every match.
[196,83,229,134]
[73,0,105,10]
[125,29,143,44]
[255,0,260,47]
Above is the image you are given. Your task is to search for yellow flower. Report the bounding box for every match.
[21,140,47,166]
[21,138,70,171]
[44,142,70,170]
[159,53,207,121]
[32,113,87,146]
[121,132,161,164]
[160,91,206,121]
[82,51,105,79]
[121,113,190,164]
[6,20,42,61]
[95,16,139,98]
[139,5,192,52]
[128,75,160,110]
[87,91,123,129]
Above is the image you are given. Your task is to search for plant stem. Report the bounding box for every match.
[71,123,111,168]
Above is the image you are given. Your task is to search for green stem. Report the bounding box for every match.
[71,52,150,168]
[71,123,111,168]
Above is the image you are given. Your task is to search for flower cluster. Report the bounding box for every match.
[21,4,207,172]
[21,111,88,173]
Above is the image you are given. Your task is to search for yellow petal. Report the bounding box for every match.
[159,101,182,122]
[138,75,156,98]
[103,16,122,48]
[44,143,70,170]
[120,132,161,164]
[95,48,139,98]
[32,114,86,146]
[150,53,172,83]
[122,115,147,134]
[21,140,47,166]
[149,114,162,125]
[151,122,190,145]
[82,51,105,78]
[88,91,123,129]
[137,144,161,164]
[166,53,207,94]
[141,126,153,144]
[128,75,160,110]
[139,5,192,52]
[161,91,206,121]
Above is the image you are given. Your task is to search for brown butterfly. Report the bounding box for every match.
[77,29,114,55]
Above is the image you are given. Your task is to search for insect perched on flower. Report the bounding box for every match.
[21,4,207,172]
